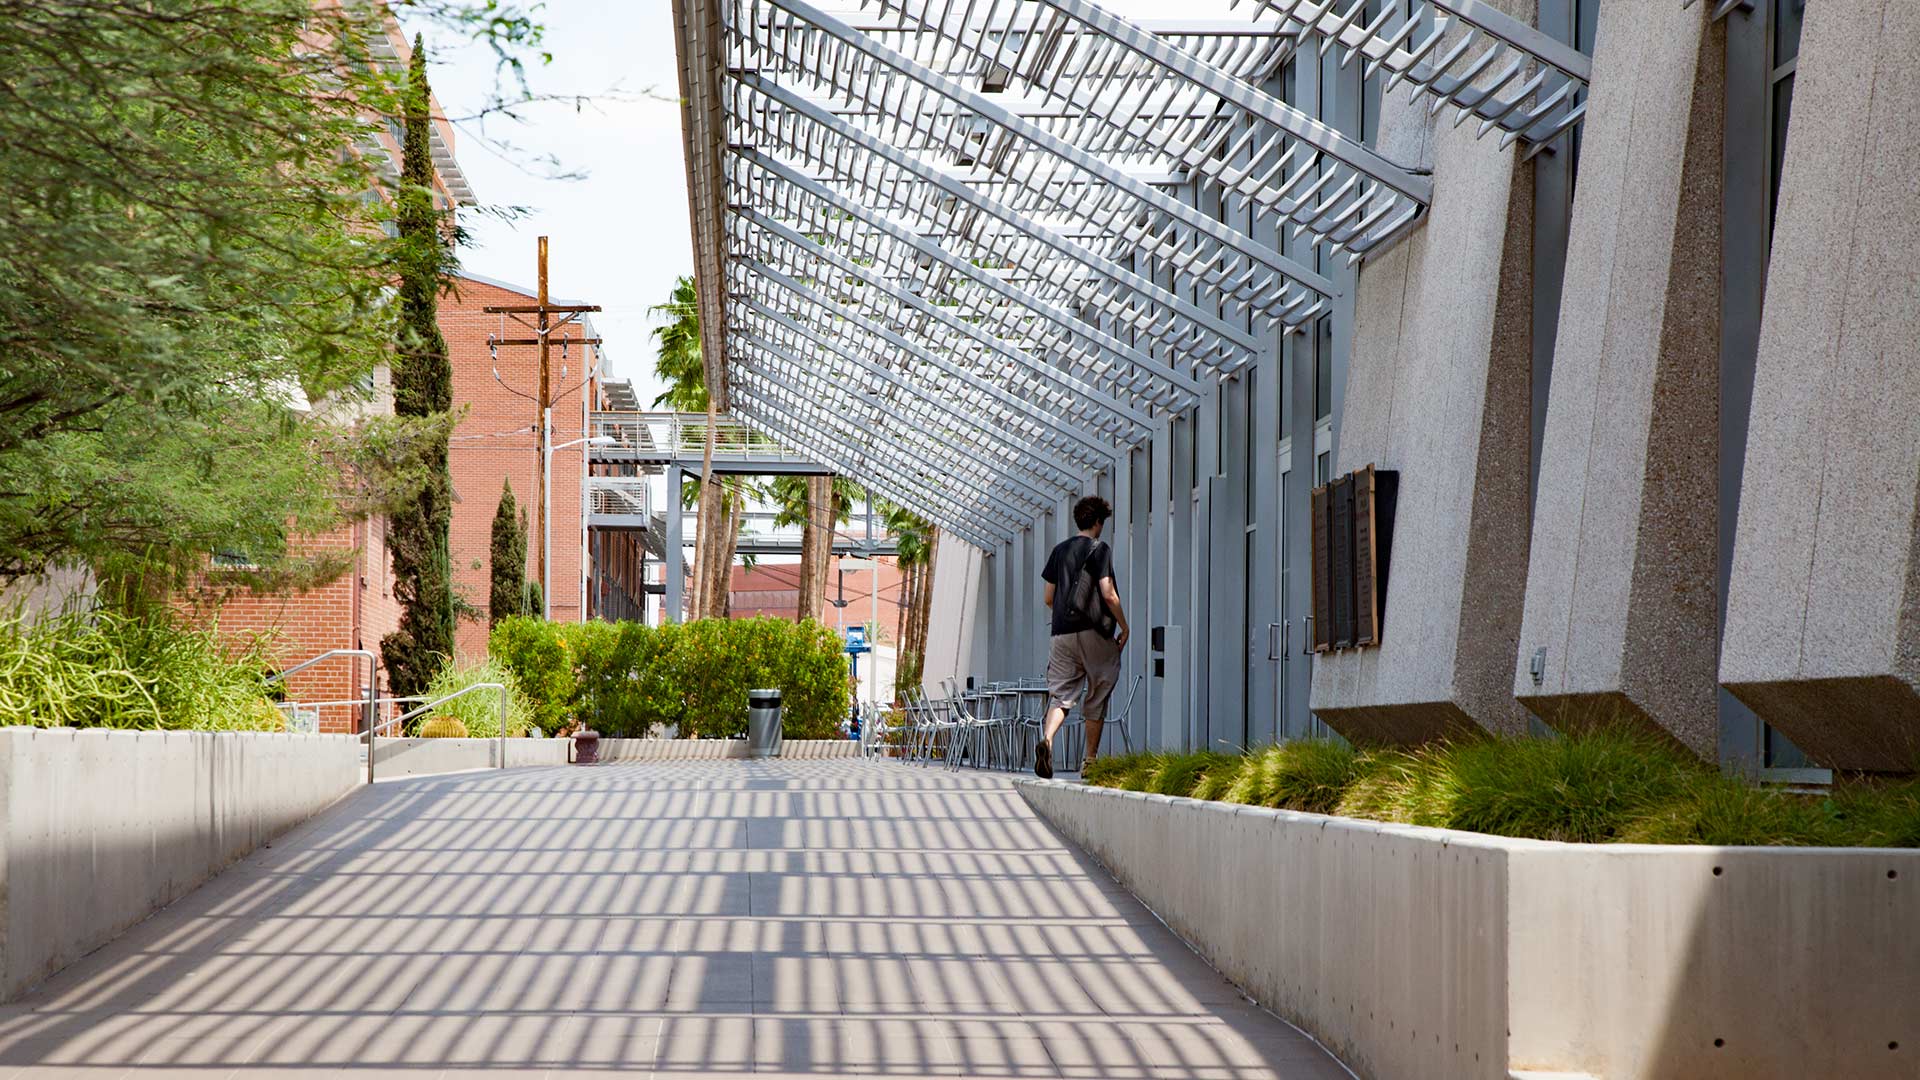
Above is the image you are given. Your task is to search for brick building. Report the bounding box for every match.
[442,272,601,660]
[729,556,905,641]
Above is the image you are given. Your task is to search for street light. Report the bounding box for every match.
[545,432,616,620]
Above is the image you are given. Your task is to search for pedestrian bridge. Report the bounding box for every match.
[0,760,1347,1078]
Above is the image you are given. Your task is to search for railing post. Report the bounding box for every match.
[365,666,376,786]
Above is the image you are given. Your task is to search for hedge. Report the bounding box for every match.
[490,615,849,739]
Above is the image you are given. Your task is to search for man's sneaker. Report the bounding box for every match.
[1034,740,1054,779]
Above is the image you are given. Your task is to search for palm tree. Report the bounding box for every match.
[648,276,704,411]
[767,475,860,623]
[649,275,742,619]
[884,503,938,699]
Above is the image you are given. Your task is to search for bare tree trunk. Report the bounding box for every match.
[690,400,720,621]
[903,528,939,692]
[705,481,742,620]
[795,473,834,623]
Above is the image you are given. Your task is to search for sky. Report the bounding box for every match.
[411,0,691,407]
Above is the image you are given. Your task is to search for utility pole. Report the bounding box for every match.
[484,237,601,620]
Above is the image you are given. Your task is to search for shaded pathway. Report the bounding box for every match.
[0,760,1350,1078]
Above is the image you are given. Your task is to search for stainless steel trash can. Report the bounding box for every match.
[747,689,783,758]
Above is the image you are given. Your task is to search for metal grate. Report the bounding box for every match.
[1233,0,1591,156]
[679,0,1590,547]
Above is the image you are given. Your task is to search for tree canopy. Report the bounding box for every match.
[648,275,705,411]
[0,0,539,593]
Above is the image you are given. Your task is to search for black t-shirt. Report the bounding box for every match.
[1041,535,1115,637]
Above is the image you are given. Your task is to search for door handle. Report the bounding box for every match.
[1267,622,1285,662]
[1300,615,1314,656]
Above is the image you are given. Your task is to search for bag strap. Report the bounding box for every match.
[1067,537,1105,583]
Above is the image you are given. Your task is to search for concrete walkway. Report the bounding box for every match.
[0,760,1351,1079]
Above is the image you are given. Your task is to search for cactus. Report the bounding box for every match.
[419,716,468,739]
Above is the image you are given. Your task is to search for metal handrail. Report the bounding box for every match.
[277,682,511,783]
[265,648,375,684]
[381,682,511,783]
[267,649,377,745]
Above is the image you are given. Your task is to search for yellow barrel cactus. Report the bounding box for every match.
[419,716,469,739]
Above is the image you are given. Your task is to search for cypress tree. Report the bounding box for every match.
[490,479,529,625]
[381,36,456,698]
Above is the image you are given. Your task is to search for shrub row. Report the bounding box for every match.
[1084,729,1920,847]
[490,615,849,739]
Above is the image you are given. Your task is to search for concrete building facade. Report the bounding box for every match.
[679,0,1917,773]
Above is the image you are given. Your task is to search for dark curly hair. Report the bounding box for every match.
[1072,495,1112,531]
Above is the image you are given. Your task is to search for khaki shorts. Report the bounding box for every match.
[1046,629,1123,722]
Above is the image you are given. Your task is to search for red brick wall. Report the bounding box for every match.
[442,275,597,660]
[180,519,391,734]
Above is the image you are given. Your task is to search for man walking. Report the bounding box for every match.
[1036,495,1129,778]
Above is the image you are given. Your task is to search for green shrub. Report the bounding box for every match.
[1138,751,1238,797]
[1081,754,1132,787]
[419,657,535,739]
[1829,778,1920,848]
[1622,776,1826,846]
[673,616,847,739]
[486,615,849,739]
[1332,748,1455,826]
[1086,728,1920,848]
[564,619,631,730]
[1191,755,1250,802]
[1440,728,1702,842]
[1224,740,1365,813]
[489,616,573,734]
[0,608,282,731]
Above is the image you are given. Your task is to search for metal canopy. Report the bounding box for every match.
[1235,0,1591,154]
[674,0,1589,549]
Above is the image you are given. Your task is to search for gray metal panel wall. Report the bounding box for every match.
[1715,0,1769,769]
[1148,422,1172,747]
[1170,416,1196,750]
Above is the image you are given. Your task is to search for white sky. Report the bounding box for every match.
[413,0,691,408]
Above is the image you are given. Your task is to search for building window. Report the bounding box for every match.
[1313,314,1333,422]
[211,549,258,571]
[1359,0,1385,145]
[1767,0,1803,237]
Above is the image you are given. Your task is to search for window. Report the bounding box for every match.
[1359,0,1385,145]
[211,550,258,571]
[1767,0,1803,237]
[1313,315,1333,422]
[1568,0,1600,193]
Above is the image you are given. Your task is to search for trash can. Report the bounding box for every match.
[572,727,601,765]
[747,689,783,759]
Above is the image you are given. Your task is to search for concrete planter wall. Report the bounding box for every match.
[595,738,862,761]
[372,736,569,777]
[0,727,362,1001]
[1019,779,1920,1080]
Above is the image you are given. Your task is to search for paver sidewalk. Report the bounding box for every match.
[0,759,1351,1079]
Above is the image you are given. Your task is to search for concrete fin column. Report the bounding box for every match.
[1309,1,1537,744]
[1720,0,1920,772]
[1512,3,1725,758]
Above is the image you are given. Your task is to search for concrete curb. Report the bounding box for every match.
[1018,779,1920,1080]
[595,738,862,761]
